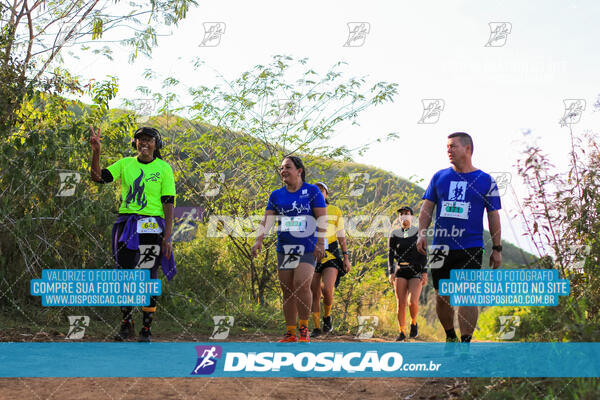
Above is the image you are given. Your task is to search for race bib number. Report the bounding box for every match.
[439,201,470,220]
[280,216,307,232]
[137,217,162,234]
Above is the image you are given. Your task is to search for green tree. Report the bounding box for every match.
[0,0,196,131]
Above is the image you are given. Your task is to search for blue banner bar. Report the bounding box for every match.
[1,342,599,377]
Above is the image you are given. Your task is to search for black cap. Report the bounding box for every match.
[134,127,160,140]
[397,206,413,215]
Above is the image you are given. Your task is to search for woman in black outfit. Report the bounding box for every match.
[388,206,427,341]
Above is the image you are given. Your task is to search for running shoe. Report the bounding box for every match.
[445,336,459,343]
[278,332,297,342]
[311,328,322,338]
[322,316,333,333]
[114,319,135,341]
[409,323,418,339]
[298,326,310,343]
[396,331,407,341]
[138,326,152,342]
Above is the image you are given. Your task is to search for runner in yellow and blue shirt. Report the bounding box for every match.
[90,126,176,342]
[310,182,351,338]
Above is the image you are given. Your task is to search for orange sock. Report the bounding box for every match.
[299,319,309,329]
[400,326,406,334]
[312,312,321,329]
[286,325,297,336]
[323,304,332,317]
[411,318,417,325]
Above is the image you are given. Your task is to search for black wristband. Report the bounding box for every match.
[492,245,503,252]
[161,195,175,204]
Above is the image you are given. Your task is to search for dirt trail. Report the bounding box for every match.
[0,332,466,400]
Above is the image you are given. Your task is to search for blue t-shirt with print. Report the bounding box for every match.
[266,182,327,253]
[423,168,501,250]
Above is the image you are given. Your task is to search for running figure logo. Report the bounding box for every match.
[199,22,226,47]
[276,99,297,125]
[348,173,370,197]
[281,244,305,270]
[497,316,521,340]
[173,207,203,242]
[57,172,81,197]
[202,172,225,197]
[428,245,449,270]
[66,316,89,339]
[356,316,379,339]
[210,316,234,340]
[343,22,370,47]
[137,245,160,269]
[559,99,586,127]
[132,98,157,123]
[418,99,445,124]
[485,22,512,47]
[191,345,223,375]
[448,181,467,201]
[281,201,311,215]
[488,172,511,197]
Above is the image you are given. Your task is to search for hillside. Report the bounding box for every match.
[143,113,535,267]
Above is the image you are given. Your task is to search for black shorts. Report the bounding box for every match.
[394,265,422,280]
[431,247,483,291]
[315,258,343,274]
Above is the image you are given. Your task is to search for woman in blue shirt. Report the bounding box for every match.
[252,156,327,343]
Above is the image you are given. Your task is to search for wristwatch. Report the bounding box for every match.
[492,245,503,252]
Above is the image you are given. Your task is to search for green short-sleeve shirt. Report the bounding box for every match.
[106,157,176,217]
